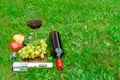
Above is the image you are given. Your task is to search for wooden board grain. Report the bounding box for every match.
[22,54,47,62]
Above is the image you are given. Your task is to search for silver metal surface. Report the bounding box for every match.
[12,62,53,71]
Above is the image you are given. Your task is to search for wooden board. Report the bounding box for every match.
[22,54,47,62]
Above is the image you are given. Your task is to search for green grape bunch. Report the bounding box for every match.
[18,39,47,59]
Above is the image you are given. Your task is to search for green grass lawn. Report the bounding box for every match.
[0,0,120,80]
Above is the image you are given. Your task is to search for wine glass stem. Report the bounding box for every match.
[34,29,39,39]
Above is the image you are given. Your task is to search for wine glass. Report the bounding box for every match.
[27,20,42,39]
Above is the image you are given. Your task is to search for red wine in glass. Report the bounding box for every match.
[27,20,42,38]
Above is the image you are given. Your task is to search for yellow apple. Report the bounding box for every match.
[13,34,25,43]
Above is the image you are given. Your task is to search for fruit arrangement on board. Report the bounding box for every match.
[9,34,47,61]
[18,39,47,59]
[8,20,64,71]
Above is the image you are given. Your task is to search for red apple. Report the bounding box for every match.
[9,42,22,52]
[13,34,25,43]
